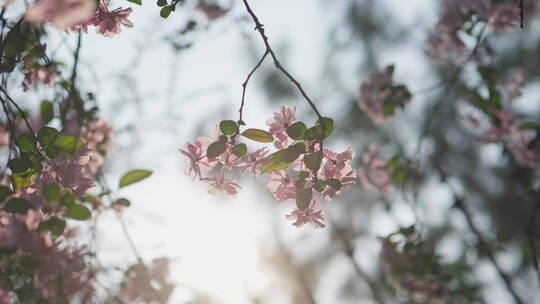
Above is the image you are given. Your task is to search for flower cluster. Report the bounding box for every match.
[358,144,396,193]
[22,65,61,92]
[180,105,357,228]
[26,0,133,37]
[358,65,412,125]
[427,0,537,64]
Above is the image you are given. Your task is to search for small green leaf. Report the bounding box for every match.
[42,217,66,236]
[282,146,301,163]
[119,169,153,188]
[62,192,77,205]
[314,179,326,192]
[326,178,342,190]
[207,141,227,158]
[304,153,321,172]
[157,0,167,6]
[520,122,540,131]
[261,151,292,173]
[241,129,273,143]
[65,204,91,221]
[8,158,31,174]
[127,0,142,5]
[291,142,306,154]
[392,168,407,184]
[220,120,238,135]
[160,6,172,18]
[37,127,58,146]
[298,171,310,179]
[17,134,37,152]
[286,122,307,140]
[304,126,321,141]
[316,117,334,138]
[42,185,62,202]
[218,135,228,143]
[0,186,12,202]
[12,173,35,193]
[296,188,312,210]
[40,100,54,123]
[232,143,248,157]
[4,198,33,214]
[53,136,83,156]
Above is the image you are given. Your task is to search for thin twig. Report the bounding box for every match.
[520,0,525,29]
[240,0,326,166]
[238,49,269,123]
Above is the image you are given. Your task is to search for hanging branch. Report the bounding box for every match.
[238,49,269,123]
[240,0,326,161]
[520,0,525,29]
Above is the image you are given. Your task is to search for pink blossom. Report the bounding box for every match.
[80,118,114,177]
[197,3,228,20]
[180,136,214,180]
[22,66,61,91]
[506,69,526,101]
[267,170,296,202]
[358,144,394,192]
[239,148,271,177]
[507,132,540,171]
[358,67,411,125]
[273,130,294,150]
[214,145,243,171]
[94,6,133,38]
[286,199,326,229]
[202,175,241,196]
[481,111,516,143]
[25,0,97,29]
[321,148,357,200]
[266,105,296,134]
[487,4,519,33]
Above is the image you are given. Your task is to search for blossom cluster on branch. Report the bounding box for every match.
[181,105,358,229]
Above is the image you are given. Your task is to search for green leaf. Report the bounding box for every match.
[298,171,310,179]
[17,134,36,152]
[4,198,33,214]
[128,0,142,4]
[520,122,540,131]
[40,217,66,236]
[314,179,326,192]
[207,141,227,158]
[218,135,228,143]
[37,127,58,146]
[0,186,12,202]
[62,192,77,206]
[42,185,62,202]
[220,120,238,135]
[304,153,321,172]
[296,188,312,210]
[8,158,31,174]
[12,173,35,193]
[53,136,83,156]
[315,117,334,138]
[282,146,301,163]
[326,178,342,190]
[160,6,172,18]
[40,100,54,123]
[157,0,167,6]
[65,204,91,221]
[304,126,321,141]
[286,122,307,140]
[392,168,407,184]
[119,169,153,188]
[232,143,248,157]
[241,128,273,143]
[261,151,292,173]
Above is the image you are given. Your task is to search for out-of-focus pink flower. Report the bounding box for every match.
[273,130,293,150]
[286,199,325,229]
[240,148,271,177]
[202,175,240,196]
[481,111,516,143]
[25,0,97,29]
[94,7,133,38]
[507,131,540,171]
[80,118,114,177]
[197,3,228,20]
[0,125,9,148]
[22,66,61,91]
[487,4,519,33]
[267,170,296,202]
[358,67,411,125]
[180,136,214,180]
[506,69,526,101]
[358,144,394,192]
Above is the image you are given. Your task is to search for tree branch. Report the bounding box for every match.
[238,49,269,123]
